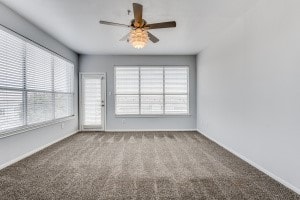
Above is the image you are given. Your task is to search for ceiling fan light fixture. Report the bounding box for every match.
[129,28,149,49]
[99,3,176,48]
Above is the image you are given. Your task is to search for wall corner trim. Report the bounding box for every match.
[196,129,300,195]
[0,130,79,170]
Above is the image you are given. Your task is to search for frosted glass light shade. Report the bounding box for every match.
[129,28,149,49]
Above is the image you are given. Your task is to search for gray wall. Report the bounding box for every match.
[0,3,79,167]
[79,55,197,131]
[197,0,300,193]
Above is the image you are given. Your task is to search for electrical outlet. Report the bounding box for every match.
[61,123,64,129]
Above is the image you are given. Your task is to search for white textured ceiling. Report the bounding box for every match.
[0,0,259,55]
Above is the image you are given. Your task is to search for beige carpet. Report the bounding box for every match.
[0,131,299,200]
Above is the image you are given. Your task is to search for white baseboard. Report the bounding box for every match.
[0,130,79,170]
[196,129,300,195]
[105,129,197,132]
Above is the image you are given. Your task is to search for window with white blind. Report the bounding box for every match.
[115,66,189,115]
[0,28,74,135]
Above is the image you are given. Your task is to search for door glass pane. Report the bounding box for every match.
[82,75,102,127]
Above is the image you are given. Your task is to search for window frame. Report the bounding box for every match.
[0,25,75,138]
[114,65,190,117]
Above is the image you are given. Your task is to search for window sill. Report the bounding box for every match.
[0,115,76,139]
[114,114,192,118]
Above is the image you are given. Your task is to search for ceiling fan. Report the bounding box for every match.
[99,3,176,49]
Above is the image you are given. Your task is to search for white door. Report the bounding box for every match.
[80,73,106,131]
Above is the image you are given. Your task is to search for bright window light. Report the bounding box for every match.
[0,28,74,135]
[115,66,189,115]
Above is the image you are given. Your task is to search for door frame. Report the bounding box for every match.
[79,72,107,131]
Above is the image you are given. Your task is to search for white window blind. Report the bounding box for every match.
[27,92,54,124]
[0,29,25,131]
[115,67,139,115]
[26,43,54,124]
[140,67,163,114]
[0,30,25,89]
[0,28,74,135]
[115,66,189,115]
[54,57,74,119]
[26,43,53,91]
[165,67,189,114]
[0,90,24,131]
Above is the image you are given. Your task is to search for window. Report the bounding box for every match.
[115,66,189,115]
[0,28,74,135]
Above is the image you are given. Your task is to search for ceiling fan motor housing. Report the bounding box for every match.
[132,19,146,28]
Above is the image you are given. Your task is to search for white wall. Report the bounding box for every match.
[80,55,197,131]
[197,0,300,193]
[0,3,79,167]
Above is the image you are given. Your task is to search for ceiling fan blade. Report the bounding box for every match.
[145,21,176,29]
[148,32,159,43]
[133,3,143,25]
[120,32,130,42]
[99,20,131,28]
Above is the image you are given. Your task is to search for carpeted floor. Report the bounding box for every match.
[0,131,299,200]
